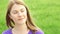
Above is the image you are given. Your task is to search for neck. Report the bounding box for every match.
[12,23,30,34]
[13,23,28,31]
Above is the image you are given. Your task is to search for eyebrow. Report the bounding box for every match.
[13,8,25,12]
[20,8,25,10]
[13,10,18,12]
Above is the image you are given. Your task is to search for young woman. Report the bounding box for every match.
[2,0,44,34]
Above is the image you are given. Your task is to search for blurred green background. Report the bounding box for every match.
[0,0,60,34]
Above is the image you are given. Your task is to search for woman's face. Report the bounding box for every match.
[9,4,27,25]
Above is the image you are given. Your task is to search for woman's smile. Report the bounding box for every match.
[18,18,24,20]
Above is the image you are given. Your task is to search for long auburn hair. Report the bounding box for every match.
[6,0,37,34]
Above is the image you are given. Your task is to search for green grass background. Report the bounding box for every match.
[0,0,60,34]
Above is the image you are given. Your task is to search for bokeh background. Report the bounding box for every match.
[0,0,60,34]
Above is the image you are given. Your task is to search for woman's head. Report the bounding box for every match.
[6,0,37,31]
[9,3,27,25]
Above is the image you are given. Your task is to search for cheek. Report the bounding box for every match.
[23,12,27,18]
[11,15,17,21]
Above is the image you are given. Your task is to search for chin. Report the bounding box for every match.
[16,22,26,25]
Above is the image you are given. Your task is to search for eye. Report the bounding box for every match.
[21,9,24,12]
[21,10,24,12]
[12,10,18,14]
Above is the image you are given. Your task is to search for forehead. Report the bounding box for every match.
[11,4,26,10]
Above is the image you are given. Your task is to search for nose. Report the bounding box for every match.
[18,12,22,16]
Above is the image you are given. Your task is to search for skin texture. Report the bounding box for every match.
[9,4,27,25]
[9,4,29,34]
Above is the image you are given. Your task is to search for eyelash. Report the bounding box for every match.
[13,10,24,14]
[13,11,18,14]
[21,10,24,12]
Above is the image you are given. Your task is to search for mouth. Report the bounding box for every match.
[18,18,24,20]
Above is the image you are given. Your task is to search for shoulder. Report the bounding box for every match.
[35,30,44,34]
[35,28,44,34]
[2,29,12,34]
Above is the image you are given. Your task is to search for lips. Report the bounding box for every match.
[18,18,24,20]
